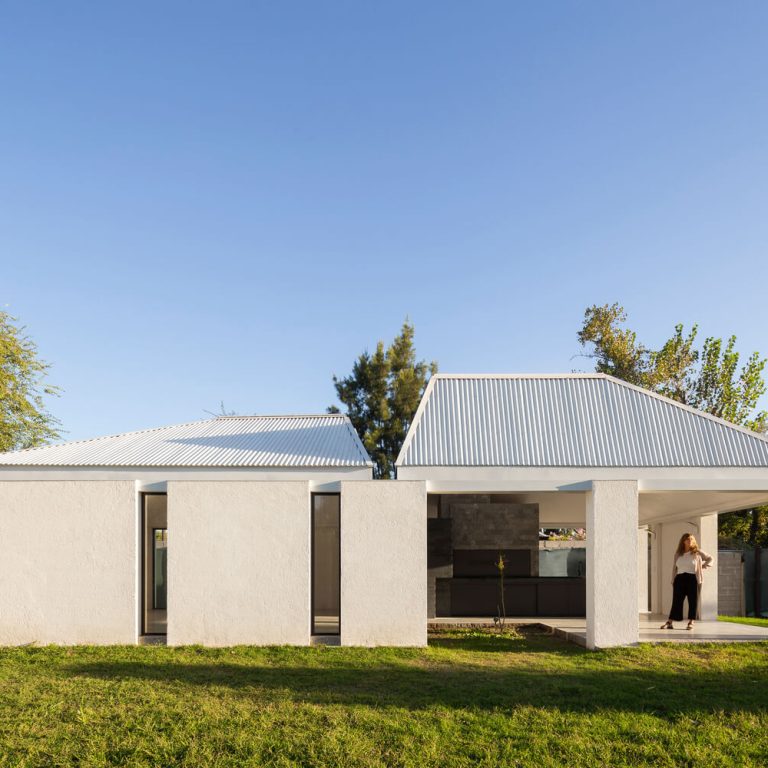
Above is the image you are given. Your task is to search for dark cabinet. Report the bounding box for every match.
[436,577,585,617]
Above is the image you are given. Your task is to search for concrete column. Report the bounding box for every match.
[637,527,649,613]
[696,513,719,620]
[648,524,661,615]
[586,480,639,649]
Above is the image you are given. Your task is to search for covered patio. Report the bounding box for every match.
[397,373,768,648]
[429,614,768,645]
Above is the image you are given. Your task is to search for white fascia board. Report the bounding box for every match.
[0,464,373,492]
[396,465,768,493]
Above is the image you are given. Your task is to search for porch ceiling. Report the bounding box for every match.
[639,489,768,524]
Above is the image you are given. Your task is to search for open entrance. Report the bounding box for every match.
[312,493,340,635]
[427,494,586,618]
[142,493,167,635]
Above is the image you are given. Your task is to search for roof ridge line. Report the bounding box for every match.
[214,414,347,419]
[431,373,606,380]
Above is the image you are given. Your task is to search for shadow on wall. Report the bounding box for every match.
[63,634,768,715]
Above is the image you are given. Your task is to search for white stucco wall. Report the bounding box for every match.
[168,481,311,646]
[586,480,639,649]
[0,480,138,645]
[697,514,718,620]
[659,519,688,619]
[340,480,427,647]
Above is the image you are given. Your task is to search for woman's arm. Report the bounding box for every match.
[671,555,677,584]
[699,550,714,569]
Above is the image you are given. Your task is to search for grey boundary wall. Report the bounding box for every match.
[718,550,744,617]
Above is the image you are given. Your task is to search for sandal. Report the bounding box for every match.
[686,621,694,630]
[660,621,673,629]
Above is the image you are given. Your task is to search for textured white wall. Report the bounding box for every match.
[340,481,427,646]
[586,480,639,649]
[659,520,687,617]
[168,481,311,646]
[638,527,649,612]
[0,480,138,645]
[697,514,718,620]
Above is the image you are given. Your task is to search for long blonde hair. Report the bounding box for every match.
[675,532,699,558]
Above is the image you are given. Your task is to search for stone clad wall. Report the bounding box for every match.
[718,550,744,616]
[427,494,539,617]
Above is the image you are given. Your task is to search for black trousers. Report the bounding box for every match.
[669,572,698,621]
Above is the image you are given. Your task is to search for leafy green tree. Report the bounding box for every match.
[578,303,768,550]
[0,311,61,452]
[578,303,767,430]
[330,321,437,478]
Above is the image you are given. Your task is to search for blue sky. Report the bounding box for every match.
[2,2,768,442]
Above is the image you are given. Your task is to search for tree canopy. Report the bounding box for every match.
[578,303,767,432]
[330,321,436,478]
[578,303,768,547]
[0,311,61,452]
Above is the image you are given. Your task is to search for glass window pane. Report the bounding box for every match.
[312,494,340,635]
[153,529,168,610]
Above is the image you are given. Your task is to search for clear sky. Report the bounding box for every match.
[2,2,768,442]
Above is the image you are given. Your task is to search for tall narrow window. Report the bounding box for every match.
[143,494,168,635]
[153,528,168,610]
[312,494,340,635]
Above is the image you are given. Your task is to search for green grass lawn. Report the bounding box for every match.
[719,615,768,628]
[1,628,768,768]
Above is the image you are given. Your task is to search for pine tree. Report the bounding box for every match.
[331,321,437,478]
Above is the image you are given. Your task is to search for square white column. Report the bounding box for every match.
[340,481,427,647]
[586,480,639,649]
[696,513,719,620]
[637,526,649,613]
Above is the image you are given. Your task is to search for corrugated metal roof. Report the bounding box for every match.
[0,415,374,468]
[396,374,768,468]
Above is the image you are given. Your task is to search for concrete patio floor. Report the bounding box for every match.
[428,615,768,647]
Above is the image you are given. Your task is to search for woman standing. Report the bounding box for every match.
[660,533,714,630]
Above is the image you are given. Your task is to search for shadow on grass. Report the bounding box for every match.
[65,643,768,716]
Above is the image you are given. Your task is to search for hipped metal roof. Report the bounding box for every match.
[0,414,374,468]
[396,374,768,468]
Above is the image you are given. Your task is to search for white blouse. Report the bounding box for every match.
[676,552,698,575]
